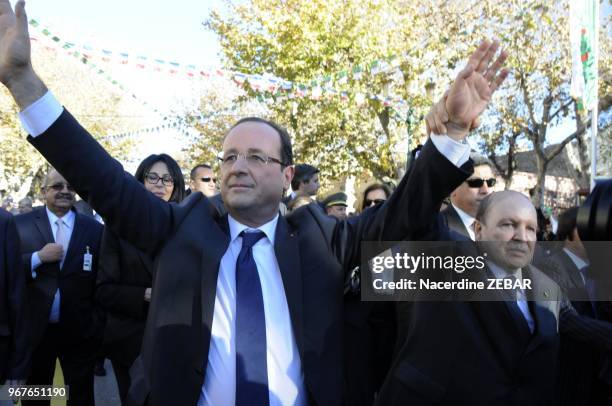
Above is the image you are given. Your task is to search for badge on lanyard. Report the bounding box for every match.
[83,246,93,272]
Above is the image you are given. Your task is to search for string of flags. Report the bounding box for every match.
[27,18,423,141]
[27,18,416,112]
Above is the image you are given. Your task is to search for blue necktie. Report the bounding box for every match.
[236,231,269,405]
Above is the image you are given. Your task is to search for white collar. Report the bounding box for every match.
[487,260,523,281]
[45,206,76,229]
[563,248,589,270]
[228,213,279,246]
[451,203,475,228]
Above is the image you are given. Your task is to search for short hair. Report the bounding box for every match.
[556,207,579,241]
[134,154,186,203]
[190,163,212,180]
[470,152,494,170]
[291,164,320,191]
[228,117,293,168]
[360,183,392,212]
[18,197,32,206]
[475,191,531,224]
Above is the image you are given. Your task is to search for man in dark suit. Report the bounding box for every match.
[439,152,495,240]
[535,207,611,406]
[0,209,29,387]
[0,5,509,404]
[14,168,103,406]
[375,94,612,404]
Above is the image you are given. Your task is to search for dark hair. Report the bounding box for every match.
[134,154,185,203]
[360,183,392,212]
[229,117,293,168]
[556,207,578,241]
[190,163,212,180]
[290,164,319,191]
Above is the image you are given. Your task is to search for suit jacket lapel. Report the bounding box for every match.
[197,213,231,377]
[525,266,559,354]
[274,216,304,357]
[559,251,585,290]
[448,206,471,239]
[64,211,86,272]
[34,207,54,243]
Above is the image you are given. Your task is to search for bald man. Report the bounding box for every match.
[377,126,612,406]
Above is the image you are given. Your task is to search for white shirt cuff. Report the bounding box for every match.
[18,91,63,137]
[429,134,471,167]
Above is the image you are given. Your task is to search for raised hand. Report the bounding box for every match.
[0,0,46,109]
[0,0,31,85]
[426,40,509,141]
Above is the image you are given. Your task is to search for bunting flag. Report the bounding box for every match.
[569,0,598,111]
[27,17,418,133]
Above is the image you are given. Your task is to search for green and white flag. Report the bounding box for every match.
[569,0,598,111]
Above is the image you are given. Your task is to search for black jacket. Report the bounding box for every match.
[27,109,440,406]
[14,206,103,347]
[0,209,29,381]
[96,229,153,368]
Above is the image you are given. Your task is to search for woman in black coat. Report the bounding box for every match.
[96,154,185,403]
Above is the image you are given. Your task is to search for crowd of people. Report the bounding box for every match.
[1,1,612,406]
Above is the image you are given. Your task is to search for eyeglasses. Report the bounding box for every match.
[466,178,496,188]
[200,177,217,183]
[365,198,386,207]
[145,172,174,186]
[217,153,286,168]
[46,182,75,192]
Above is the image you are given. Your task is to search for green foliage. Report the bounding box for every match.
[0,44,140,199]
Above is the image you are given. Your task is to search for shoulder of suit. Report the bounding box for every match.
[13,207,41,224]
[527,264,562,296]
[74,210,103,230]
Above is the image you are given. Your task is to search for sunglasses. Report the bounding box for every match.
[365,198,386,207]
[201,177,217,183]
[46,182,75,192]
[466,178,496,188]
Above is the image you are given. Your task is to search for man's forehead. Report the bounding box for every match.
[224,121,280,148]
[46,170,66,184]
[473,164,493,175]
[490,194,536,219]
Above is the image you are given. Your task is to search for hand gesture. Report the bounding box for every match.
[38,243,64,263]
[426,40,509,140]
[0,0,31,86]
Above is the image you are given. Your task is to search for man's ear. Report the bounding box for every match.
[474,220,483,239]
[283,166,295,190]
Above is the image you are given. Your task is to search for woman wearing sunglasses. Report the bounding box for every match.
[95,154,185,404]
[359,183,392,213]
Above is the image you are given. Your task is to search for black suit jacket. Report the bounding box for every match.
[535,248,606,406]
[0,209,29,381]
[96,228,153,368]
[14,206,103,347]
[439,204,471,239]
[26,110,464,406]
[378,152,612,405]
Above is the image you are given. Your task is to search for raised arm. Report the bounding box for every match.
[0,1,172,254]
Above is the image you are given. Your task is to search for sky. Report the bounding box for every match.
[21,0,230,168]
[16,0,612,171]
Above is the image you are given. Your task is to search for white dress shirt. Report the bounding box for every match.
[18,91,473,403]
[199,214,306,406]
[451,204,476,241]
[30,207,75,323]
[563,248,589,284]
[488,261,535,333]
